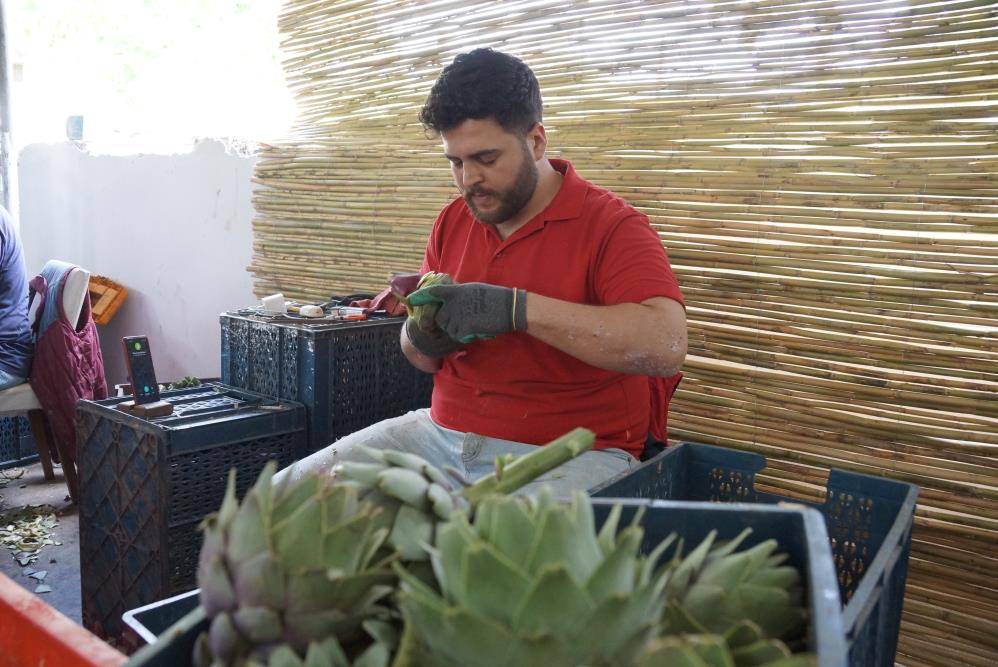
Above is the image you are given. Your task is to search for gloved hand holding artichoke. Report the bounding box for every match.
[392,271,463,358]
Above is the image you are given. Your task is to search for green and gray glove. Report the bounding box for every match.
[408,282,528,344]
[404,318,464,358]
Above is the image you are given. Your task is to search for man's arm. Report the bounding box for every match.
[409,283,686,377]
[400,323,444,373]
[525,294,686,377]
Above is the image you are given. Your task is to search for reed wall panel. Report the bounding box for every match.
[254,3,998,664]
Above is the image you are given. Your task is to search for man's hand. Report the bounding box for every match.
[408,282,528,344]
[404,318,464,358]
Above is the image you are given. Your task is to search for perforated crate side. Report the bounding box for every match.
[325,321,429,442]
[818,470,917,667]
[590,441,764,502]
[166,432,299,592]
[0,416,37,470]
[76,396,304,641]
[77,409,165,640]
[247,321,283,398]
[221,317,301,401]
[220,316,251,390]
[0,416,18,463]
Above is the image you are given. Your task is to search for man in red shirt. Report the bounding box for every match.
[275,49,685,494]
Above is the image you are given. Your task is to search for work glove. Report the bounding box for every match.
[408,282,528,344]
[405,317,464,358]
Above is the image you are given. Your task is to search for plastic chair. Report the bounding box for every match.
[0,264,90,502]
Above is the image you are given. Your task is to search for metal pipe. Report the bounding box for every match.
[0,0,13,214]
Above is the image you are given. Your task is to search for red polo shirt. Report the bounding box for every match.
[422,159,683,456]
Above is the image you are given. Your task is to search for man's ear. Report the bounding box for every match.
[527,123,547,160]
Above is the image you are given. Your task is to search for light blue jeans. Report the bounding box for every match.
[273,409,636,497]
[0,369,26,391]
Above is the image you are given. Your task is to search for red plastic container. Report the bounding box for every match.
[0,572,126,667]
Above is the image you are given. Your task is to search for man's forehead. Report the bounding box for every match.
[441,118,518,155]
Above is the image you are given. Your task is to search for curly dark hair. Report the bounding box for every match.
[419,49,542,135]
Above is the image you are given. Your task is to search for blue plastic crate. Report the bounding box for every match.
[220,313,433,457]
[592,442,918,667]
[76,382,307,640]
[123,498,845,667]
[0,415,38,470]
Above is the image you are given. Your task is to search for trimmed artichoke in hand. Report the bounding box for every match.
[391,271,453,333]
[394,492,671,667]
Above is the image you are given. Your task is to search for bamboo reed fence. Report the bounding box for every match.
[255,1,997,664]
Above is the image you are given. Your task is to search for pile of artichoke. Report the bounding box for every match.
[185,427,816,667]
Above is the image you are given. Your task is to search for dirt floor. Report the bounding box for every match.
[0,461,81,623]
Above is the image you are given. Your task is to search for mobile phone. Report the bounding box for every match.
[122,336,160,404]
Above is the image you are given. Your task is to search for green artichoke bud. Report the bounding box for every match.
[334,428,596,563]
[193,463,397,666]
[395,492,670,667]
[635,631,815,667]
[662,529,807,641]
[193,620,396,667]
[390,270,453,333]
[636,634,734,667]
[336,448,467,562]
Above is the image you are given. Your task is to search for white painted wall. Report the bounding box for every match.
[18,139,257,387]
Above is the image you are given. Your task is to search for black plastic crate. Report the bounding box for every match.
[220,313,433,457]
[76,382,306,639]
[0,415,38,470]
[592,442,918,667]
[124,499,845,666]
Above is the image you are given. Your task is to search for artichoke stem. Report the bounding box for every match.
[461,427,595,504]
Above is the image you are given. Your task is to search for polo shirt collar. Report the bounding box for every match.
[543,158,586,222]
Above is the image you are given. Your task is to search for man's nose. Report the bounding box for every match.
[461,163,484,190]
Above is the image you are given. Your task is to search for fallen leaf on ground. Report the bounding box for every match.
[0,505,59,567]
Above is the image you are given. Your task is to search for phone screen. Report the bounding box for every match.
[123,336,160,404]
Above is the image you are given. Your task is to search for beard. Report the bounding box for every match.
[463,143,539,225]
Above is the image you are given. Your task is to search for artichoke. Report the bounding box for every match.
[394,492,671,667]
[193,462,397,666]
[637,634,734,667]
[334,448,466,562]
[391,270,452,332]
[661,529,807,641]
[636,627,816,667]
[334,427,596,563]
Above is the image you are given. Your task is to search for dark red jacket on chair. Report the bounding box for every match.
[29,271,107,463]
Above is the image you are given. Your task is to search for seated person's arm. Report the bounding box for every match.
[524,294,686,377]
[400,322,445,374]
[409,284,686,377]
